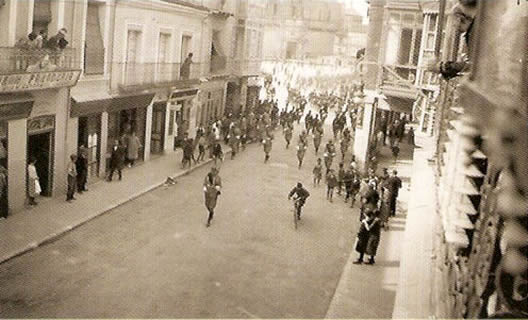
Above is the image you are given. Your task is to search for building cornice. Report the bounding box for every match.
[117,0,209,18]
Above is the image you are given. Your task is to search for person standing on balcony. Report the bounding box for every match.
[46,28,68,51]
[180,53,193,80]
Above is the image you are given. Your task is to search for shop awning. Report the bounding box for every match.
[377,96,414,114]
[107,93,155,113]
[71,91,155,118]
[70,82,113,117]
[0,93,34,121]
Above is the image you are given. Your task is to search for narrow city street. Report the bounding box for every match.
[0,126,367,318]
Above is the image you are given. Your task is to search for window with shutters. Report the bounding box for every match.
[84,2,105,75]
[157,32,171,81]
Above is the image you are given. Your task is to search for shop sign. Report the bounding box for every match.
[28,116,55,134]
[0,70,81,93]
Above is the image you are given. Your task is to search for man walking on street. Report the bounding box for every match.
[66,154,77,202]
[386,170,403,217]
[204,167,222,228]
[108,140,125,182]
[76,146,89,193]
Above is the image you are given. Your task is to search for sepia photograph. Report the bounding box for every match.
[0,0,527,318]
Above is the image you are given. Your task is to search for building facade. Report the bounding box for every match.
[0,0,82,216]
[261,0,345,61]
[0,0,265,218]
[425,0,528,318]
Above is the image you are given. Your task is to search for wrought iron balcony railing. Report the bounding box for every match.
[0,47,78,73]
[381,64,419,91]
[111,62,203,91]
[0,47,81,93]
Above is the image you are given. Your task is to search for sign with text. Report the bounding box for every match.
[0,70,81,93]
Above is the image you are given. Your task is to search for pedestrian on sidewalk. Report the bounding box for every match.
[391,141,400,163]
[76,146,89,193]
[360,181,379,221]
[182,136,195,169]
[313,158,323,187]
[212,142,224,167]
[108,140,125,182]
[27,157,40,206]
[386,170,403,217]
[343,168,354,203]
[326,169,338,202]
[262,137,272,163]
[204,166,222,228]
[337,162,345,196]
[313,128,322,154]
[297,142,307,169]
[283,124,293,149]
[197,134,206,162]
[350,171,362,208]
[66,154,78,202]
[340,137,349,161]
[125,131,142,167]
[407,127,415,146]
[379,182,392,229]
[353,207,374,265]
[354,208,382,265]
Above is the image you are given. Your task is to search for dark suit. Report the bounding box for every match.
[76,155,88,191]
[108,145,125,181]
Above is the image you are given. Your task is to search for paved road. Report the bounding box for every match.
[0,125,362,318]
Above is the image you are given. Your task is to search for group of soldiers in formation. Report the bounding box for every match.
[199,87,406,260]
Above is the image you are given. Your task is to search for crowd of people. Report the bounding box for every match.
[14,27,70,72]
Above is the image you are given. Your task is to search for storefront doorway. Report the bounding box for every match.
[78,115,101,178]
[151,102,166,154]
[107,108,147,170]
[28,131,53,197]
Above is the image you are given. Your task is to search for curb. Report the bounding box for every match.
[0,148,233,265]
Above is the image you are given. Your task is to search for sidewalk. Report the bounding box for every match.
[325,138,415,319]
[0,144,232,265]
[392,132,436,318]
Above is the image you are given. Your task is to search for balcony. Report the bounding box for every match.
[0,47,81,93]
[210,55,228,75]
[111,62,202,92]
[230,59,262,77]
[380,64,419,99]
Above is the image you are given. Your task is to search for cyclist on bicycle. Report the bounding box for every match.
[288,182,310,220]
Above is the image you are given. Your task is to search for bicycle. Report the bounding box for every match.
[291,196,302,230]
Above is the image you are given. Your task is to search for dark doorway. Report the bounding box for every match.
[78,115,101,177]
[151,103,166,154]
[28,132,53,197]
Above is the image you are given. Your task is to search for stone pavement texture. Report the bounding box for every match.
[1,125,358,318]
[0,145,231,265]
[325,137,416,319]
[392,132,436,318]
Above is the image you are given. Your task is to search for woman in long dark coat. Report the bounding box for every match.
[204,167,222,228]
[353,210,373,264]
[365,210,382,264]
